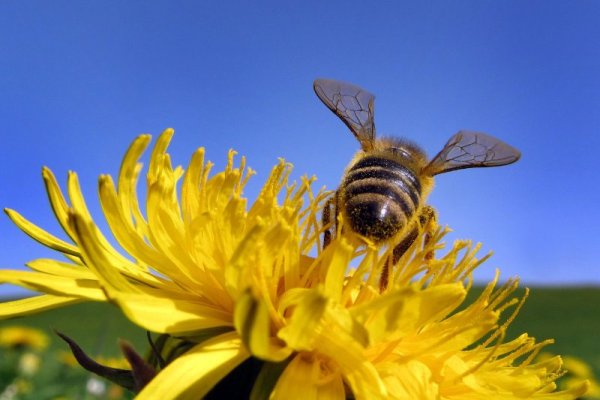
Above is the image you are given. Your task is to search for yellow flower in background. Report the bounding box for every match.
[0,129,590,399]
[94,355,130,370]
[0,326,49,351]
[56,350,78,367]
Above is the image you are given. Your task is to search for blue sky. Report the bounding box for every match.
[1,1,598,297]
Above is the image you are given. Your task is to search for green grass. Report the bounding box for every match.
[0,302,146,399]
[0,301,148,357]
[1,286,599,397]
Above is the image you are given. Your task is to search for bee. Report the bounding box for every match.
[314,78,521,284]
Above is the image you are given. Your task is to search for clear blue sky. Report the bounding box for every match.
[1,1,598,297]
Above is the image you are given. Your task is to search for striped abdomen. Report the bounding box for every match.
[341,156,422,243]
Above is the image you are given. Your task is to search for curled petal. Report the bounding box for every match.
[137,331,249,400]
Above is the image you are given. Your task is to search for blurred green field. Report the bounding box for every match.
[0,301,148,357]
[494,286,600,375]
[1,286,599,398]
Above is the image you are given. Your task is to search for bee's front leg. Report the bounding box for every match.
[380,205,437,292]
[391,205,437,264]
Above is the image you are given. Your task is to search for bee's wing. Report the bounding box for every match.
[424,130,521,176]
[313,78,376,150]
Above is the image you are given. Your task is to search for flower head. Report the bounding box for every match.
[0,129,589,399]
[0,326,49,351]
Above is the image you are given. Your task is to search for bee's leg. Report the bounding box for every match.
[322,191,338,249]
[391,206,437,263]
[381,206,437,292]
[380,228,418,292]
[391,229,419,265]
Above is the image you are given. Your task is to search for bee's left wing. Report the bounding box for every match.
[313,78,376,151]
[423,130,521,176]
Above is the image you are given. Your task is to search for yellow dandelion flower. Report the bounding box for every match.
[0,326,49,351]
[0,129,589,399]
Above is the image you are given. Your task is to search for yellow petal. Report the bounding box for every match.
[137,331,249,400]
[27,259,94,279]
[112,292,232,335]
[270,354,345,400]
[181,147,205,224]
[116,134,151,230]
[147,128,175,184]
[68,173,147,277]
[280,289,386,398]
[0,295,82,318]
[70,211,168,294]
[234,290,292,362]
[41,167,77,241]
[4,209,79,256]
[69,212,140,294]
[224,223,265,296]
[322,237,354,300]
[314,327,387,400]
[351,283,466,344]
[379,360,439,399]
[0,270,105,300]
[99,175,202,289]
[277,289,328,351]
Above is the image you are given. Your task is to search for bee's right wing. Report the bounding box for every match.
[313,78,376,150]
[424,130,521,176]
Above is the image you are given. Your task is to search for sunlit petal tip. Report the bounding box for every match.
[0,296,82,318]
[98,174,113,187]
[158,127,175,142]
[41,165,53,177]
